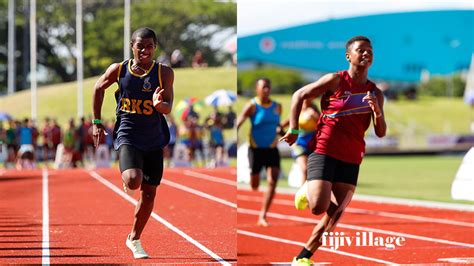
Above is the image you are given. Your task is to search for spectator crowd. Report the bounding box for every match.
[0,107,237,169]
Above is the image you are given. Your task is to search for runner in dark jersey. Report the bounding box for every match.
[280,36,387,266]
[92,27,174,259]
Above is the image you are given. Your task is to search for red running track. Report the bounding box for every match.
[0,167,236,264]
[2,167,473,264]
[237,189,474,265]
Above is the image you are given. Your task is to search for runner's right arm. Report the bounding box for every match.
[92,63,120,147]
[280,73,340,145]
[236,101,255,130]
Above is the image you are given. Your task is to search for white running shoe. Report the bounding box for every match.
[126,234,149,259]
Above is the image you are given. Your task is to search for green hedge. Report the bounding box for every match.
[238,67,305,95]
[418,74,466,97]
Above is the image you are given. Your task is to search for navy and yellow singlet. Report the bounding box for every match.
[113,59,170,151]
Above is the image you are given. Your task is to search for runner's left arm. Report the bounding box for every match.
[153,65,174,114]
[363,87,386,137]
[276,103,285,136]
[372,88,386,137]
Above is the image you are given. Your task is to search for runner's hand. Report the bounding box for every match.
[279,131,298,146]
[92,123,107,148]
[276,125,285,136]
[153,87,164,108]
[362,91,381,117]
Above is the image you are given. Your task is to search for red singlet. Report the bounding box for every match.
[315,70,375,164]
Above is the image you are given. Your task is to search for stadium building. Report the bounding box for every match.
[238,10,474,82]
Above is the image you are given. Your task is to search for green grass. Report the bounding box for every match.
[236,94,473,148]
[0,66,237,139]
[276,155,471,204]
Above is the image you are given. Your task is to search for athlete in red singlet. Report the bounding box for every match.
[315,69,376,165]
[280,36,387,265]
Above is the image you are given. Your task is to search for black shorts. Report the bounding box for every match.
[248,147,280,175]
[307,152,359,186]
[7,144,18,151]
[165,143,175,157]
[118,144,164,186]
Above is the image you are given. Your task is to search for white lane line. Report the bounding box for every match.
[269,261,332,265]
[237,195,474,227]
[159,179,471,261]
[271,262,331,265]
[238,195,295,206]
[148,180,474,250]
[88,171,231,266]
[347,207,474,228]
[353,194,474,212]
[238,230,398,265]
[153,181,474,249]
[162,179,236,208]
[42,168,50,265]
[238,187,474,212]
[238,208,474,248]
[146,177,406,263]
[143,262,227,265]
[170,170,237,187]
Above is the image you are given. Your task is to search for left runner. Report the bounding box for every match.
[92,27,174,259]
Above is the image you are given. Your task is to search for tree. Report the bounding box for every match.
[0,0,236,94]
[238,66,305,95]
[418,74,466,97]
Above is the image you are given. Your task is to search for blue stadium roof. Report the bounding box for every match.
[238,10,474,82]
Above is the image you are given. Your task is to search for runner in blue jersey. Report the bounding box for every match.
[237,78,282,227]
[92,27,174,259]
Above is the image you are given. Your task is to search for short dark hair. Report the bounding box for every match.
[346,36,371,52]
[131,27,157,45]
[256,78,271,86]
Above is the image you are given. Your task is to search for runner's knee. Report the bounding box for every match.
[122,169,143,189]
[267,178,276,187]
[267,175,277,187]
[250,174,259,190]
[310,200,330,215]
